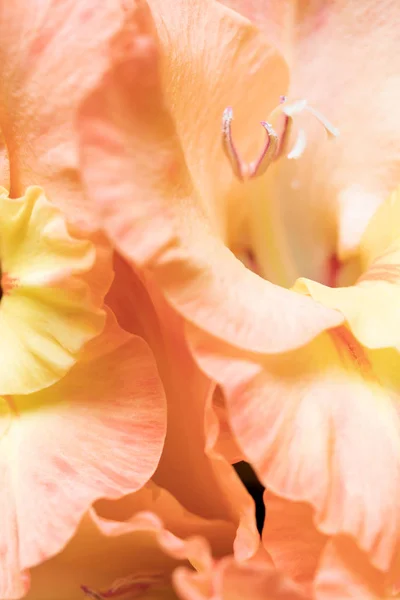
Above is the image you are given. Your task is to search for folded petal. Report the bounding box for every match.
[27,484,237,600]
[79,1,342,355]
[0,0,127,224]
[263,492,327,594]
[145,0,289,240]
[0,186,110,394]
[174,552,310,600]
[107,257,260,561]
[262,490,385,599]
[191,325,400,572]
[0,311,166,597]
[209,386,244,466]
[95,480,237,560]
[314,538,388,600]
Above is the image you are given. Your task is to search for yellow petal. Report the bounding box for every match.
[294,185,400,349]
[0,186,107,394]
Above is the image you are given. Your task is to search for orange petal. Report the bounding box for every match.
[79,2,342,355]
[263,492,327,595]
[27,503,214,600]
[0,310,166,596]
[95,480,238,561]
[107,257,260,562]
[209,386,244,465]
[314,538,388,600]
[0,0,127,225]
[174,553,310,600]
[191,326,400,572]
[145,0,289,240]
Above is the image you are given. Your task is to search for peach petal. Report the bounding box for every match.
[190,326,400,572]
[27,480,254,600]
[145,0,288,240]
[174,553,310,600]
[95,481,237,561]
[79,1,343,355]
[263,492,327,595]
[314,538,388,600]
[0,0,128,226]
[107,257,260,561]
[223,0,400,284]
[208,386,244,467]
[0,311,166,597]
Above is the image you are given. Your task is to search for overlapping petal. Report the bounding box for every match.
[174,550,310,600]
[79,0,343,359]
[191,323,400,571]
[221,0,400,285]
[107,255,259,562]
[0,311,166,599]
[26,481,242,600]
[295,186,400,349]
[145,0,288,241]
[191,185,400,575]
[262,492,326,594]
[0,0,130,226]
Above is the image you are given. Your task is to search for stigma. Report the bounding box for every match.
[222,97,339,181]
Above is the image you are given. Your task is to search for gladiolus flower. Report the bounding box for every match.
[77,0,400,596]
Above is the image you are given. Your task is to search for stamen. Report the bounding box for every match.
[275,113,293,158]
[222,107,278,181]
[287,128,307,160]
[304,104,340,137]
[81,586,104,600]
[81,573,166,599]
[222,97,339,181]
